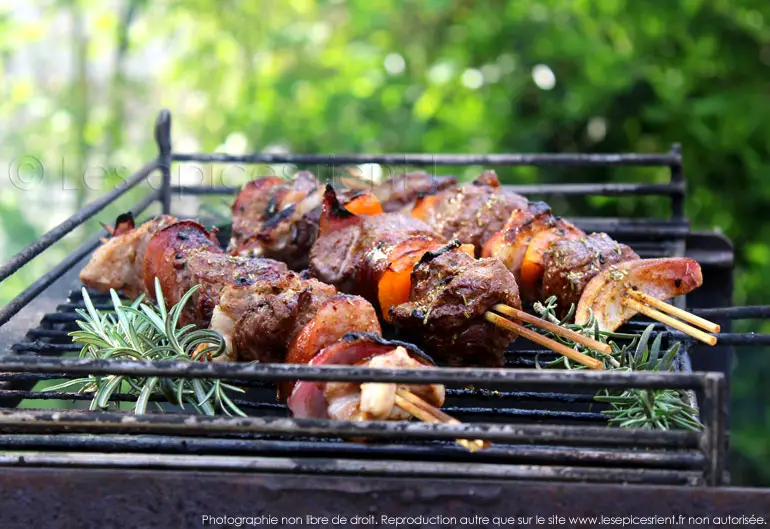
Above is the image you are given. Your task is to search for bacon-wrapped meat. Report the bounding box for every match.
[81,214,289,328]
[540,233,639,312]
[140,221,289,327]
[309,186,521,367]
[286,333,443,420]
[230,172,389,269]
[79,213,177,298]
[366,171,457,213]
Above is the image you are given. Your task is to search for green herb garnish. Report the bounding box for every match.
[529,296,703,431]
[47,278,246,416]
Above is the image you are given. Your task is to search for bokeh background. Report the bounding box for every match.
[0,1,768,484]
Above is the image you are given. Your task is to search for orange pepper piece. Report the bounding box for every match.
[344,191,383,216]
[411,194,438,221]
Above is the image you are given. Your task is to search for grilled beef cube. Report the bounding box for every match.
[541,233,639,314]
[214,271,380,364]
[143,220,289,327]
[216,271,326,362]
[310,212,442,294]
[415,171,528,254]
[389,246,521,367]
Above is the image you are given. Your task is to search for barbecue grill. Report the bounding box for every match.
[1,110,768,525]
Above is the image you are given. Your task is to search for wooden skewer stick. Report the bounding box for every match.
[484,312,604,370]
[394,389,489,452]
[491,304,612,356]
[626,289,721,334]
[622,298,717,346]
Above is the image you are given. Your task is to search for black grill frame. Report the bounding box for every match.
[1,109,763,494]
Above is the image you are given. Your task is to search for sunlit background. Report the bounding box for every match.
[1,0,769,485]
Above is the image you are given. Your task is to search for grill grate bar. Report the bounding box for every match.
[0,356,714,389]
[170,182,685,198]
[0,450,704,485]
[0,162,158,285]
[0,434,707,469]
[0,190,159,327]
[0,389,605,421]
[0,409,700,448]
[171,151,682,167]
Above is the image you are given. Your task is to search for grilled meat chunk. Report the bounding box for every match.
[79,214,177,298]
[310,210,442,293]
[412,171,528,254]
[143,220,289,327]
[541,233,639,314]
[389,245,522,367]
[229,176,287,250]
[230,172,322,269]
[213,271,321,361]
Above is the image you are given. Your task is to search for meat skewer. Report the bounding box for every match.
[230,170,715,344]
[309,185,609,369]
[409,172,719,343]
[80,213,485,450]
[229,171,457,269]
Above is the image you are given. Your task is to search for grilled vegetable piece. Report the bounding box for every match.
[540,233,639,313]
[412,170,528,254]
[142,220,289,327]
[575,257,703,332]
[389,243,522,367]
[343,190,384,216]
[286,333,442,420]
[79,214,177,298]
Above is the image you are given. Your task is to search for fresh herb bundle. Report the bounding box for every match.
[47,279,246,416]
[529,296,703,431]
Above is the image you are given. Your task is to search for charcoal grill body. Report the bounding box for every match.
[1,110,769,524]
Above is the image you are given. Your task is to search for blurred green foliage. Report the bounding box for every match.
[0,0,769,485]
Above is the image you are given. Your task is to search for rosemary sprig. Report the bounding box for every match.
[529,296,703,431]
[47,279,247,416]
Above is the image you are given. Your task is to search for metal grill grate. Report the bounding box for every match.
[3,109,768,492]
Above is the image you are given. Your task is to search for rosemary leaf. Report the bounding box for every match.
[529,296,703,431]
[55,283,247,417]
